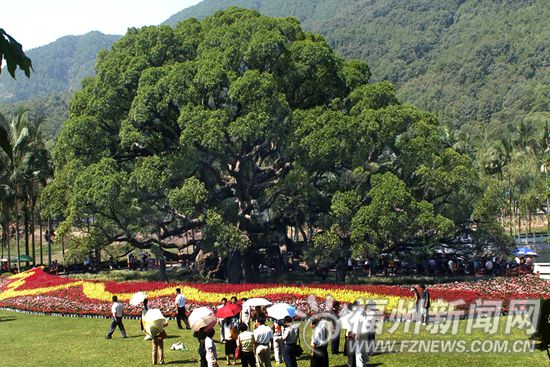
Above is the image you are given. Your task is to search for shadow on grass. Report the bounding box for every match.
[165,335,181,339]
[0,317,16,322]
[165,360,197,364]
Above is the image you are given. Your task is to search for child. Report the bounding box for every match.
[205,328,219,367]
[194,329,207,367]
[272,320,284,364]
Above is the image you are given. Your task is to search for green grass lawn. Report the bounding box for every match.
[0,310,547,367]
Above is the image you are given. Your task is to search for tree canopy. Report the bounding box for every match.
[44,8,507,282]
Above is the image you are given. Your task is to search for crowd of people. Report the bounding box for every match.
[104,285,432,366]
[359,255,535,277]
[127,252,160,271]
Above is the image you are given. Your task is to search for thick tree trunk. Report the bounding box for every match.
[159,258,168,282]
[274,246,286,273]
[94,242,100,270]
[195,250,224,278]
[227,250,245,284]
[335,257,348,283]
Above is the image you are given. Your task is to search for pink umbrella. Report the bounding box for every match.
[191,315,217,332]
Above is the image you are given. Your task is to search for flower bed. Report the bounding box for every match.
[0,268,547,317]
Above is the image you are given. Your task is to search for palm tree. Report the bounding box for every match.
[22,114,51,265]
[0,108,51,271]
[514,121,537,153]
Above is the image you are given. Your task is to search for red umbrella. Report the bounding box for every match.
[215,303,242,318]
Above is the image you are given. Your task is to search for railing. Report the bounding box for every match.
[533,263,550,280]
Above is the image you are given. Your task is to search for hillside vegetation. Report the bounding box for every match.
[2,1,548,141]
[0,32,120,104]
[166,0,550,135]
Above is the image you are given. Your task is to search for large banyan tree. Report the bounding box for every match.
[42,8,507,282]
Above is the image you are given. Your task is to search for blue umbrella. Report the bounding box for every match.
[512,247,539,257]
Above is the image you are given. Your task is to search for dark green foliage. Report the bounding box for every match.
[45,9,498,282]
[166,0,550,135]
[0,28,32,78]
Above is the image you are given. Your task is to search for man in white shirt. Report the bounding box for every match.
[253,317,273,367]
[310,318,329,367]
[354,301,380,367]
[175,288,190,329]
[106,295,127,339]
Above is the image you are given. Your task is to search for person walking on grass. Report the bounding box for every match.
[106,295,127,339]
[254,316,273,367]
[175,288,190,329]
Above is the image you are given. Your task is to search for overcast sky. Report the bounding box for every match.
[1,0,203,50]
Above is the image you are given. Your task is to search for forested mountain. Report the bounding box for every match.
[165,0,550,137]
[2,0,549,145]
[0,31,120,104]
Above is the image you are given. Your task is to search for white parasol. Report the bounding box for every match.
[129,291,147,306]
[143,309,168,337]
[243,298,272,308]
[189,306,214,327]
[266,302,298,320]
